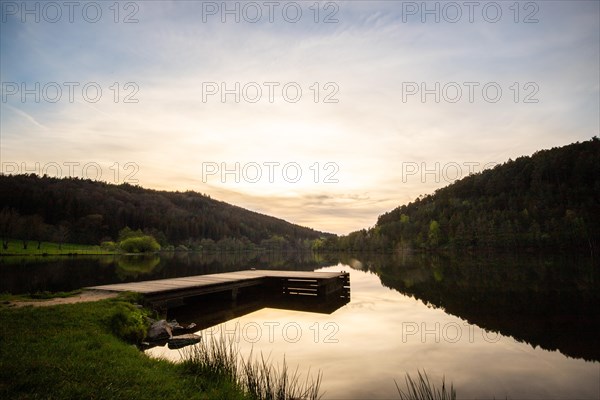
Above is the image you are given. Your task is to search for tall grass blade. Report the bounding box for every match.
[181,324,323,400]
[395,370,456,400]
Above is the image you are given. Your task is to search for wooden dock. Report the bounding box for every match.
[87,270,350,308]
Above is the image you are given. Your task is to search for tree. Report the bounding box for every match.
[74,214,104,244]
[119,235,160,253]
[118,226,144,241]
[0,208,19,250]
[53,223,70,250]
[30,215,47,250]
[311,238,325,252]
[428,220,440,248]
[330,138,599,253]
[260,235,289,252]
[0,174,329,248]
[199,238,217,253]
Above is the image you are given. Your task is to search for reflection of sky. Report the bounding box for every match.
[148,266,599,399]
[2,1,599,234]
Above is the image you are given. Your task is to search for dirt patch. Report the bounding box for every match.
[7,290,118,308]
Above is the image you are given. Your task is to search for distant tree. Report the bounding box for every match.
[119,235,160,253]
[101,241,118,252]
[311,238,325,252]
[0,174,329,248]
[17,215,35,250]
[260,235,289,252]
[74,214,104,244]
[53,223,70,250]
[199,238,217,253]
[118,226,144,242]
[0,207,19,250]
[217,237,243,252]
[14,215,46,250]
[30,215,48,250]
[330,138,600,253]
[143,228,168,247]
[400,214,410,224]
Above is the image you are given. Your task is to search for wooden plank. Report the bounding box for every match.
[255,270,342,279]
[87,270,349,302]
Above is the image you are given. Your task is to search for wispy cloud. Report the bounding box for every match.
[2,104,49,131]
[1,1,598,234]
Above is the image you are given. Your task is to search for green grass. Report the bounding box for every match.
[0,294,323,399]
[0,296,247,399]
[0,239,115,255]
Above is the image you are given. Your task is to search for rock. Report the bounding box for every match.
[146,319,172,341]
[168,319,182,329]
[169,320,198,334]
[168,319,186,334]
[168,334,201,349]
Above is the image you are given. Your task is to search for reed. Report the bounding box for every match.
[395,370,456,400]
[181,328,322,400]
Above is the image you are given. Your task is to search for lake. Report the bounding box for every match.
[1,252,598,398]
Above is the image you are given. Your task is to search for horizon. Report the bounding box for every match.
[1,136,596,236]
[2,1,599,234]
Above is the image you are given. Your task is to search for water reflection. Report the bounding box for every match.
[0,251,331,294]
[2,251,598,398]
[337,253,600,362]
[115,255,162,279]
[166,289,351,332]
[148,264,599,399]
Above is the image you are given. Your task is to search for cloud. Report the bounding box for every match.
[1,1,598,234]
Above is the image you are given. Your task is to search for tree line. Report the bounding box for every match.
[324,138,600,254]
[0,174,330,251]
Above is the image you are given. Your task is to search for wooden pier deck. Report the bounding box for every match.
[87,270,350,307]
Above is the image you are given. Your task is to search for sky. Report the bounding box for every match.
[1,0,599,235]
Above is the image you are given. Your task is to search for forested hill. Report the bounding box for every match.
[330,138,600,254]
[0,175,329,249]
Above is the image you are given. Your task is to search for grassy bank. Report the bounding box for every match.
[0,296,246,399]
[1,239,115,256]
[0,294,324,399]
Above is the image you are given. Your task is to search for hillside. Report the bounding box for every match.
[0,175,329,250]
[328,138,600,254]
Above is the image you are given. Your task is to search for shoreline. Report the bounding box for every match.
[5,290,118,308]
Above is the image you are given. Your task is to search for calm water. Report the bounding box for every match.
[2,252,598,398]
[0,251,327,294]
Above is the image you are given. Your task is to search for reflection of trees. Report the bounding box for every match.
[116,255,161,279]
[157,250,329,271]
[2,251,334,297]
[0,256,120,294]
[350,252,599,362]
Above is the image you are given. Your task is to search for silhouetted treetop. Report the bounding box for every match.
[329,138,600,254]
[0,175,330,247]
